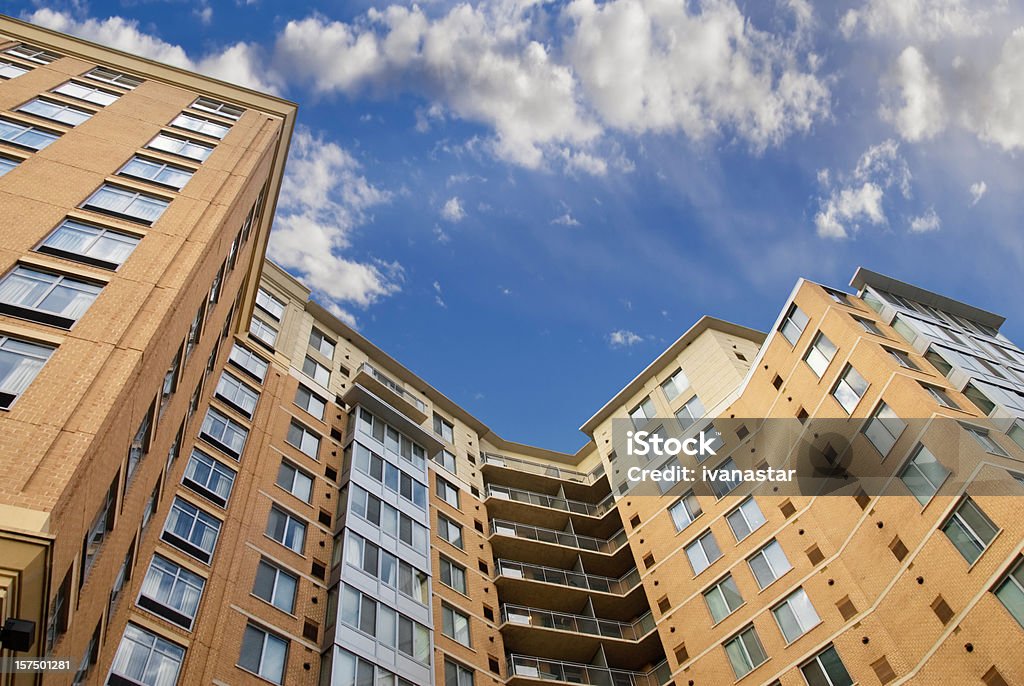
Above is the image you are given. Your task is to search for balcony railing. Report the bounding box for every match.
[508,655,671,686]
[495,560,641,595]
[486,485,615,517]
[502,605,656,641]
[359,362,427,413]
[482,452,601,484]
[490,519,628,554]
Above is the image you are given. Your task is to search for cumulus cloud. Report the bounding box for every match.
[268,127,401,326]
[840,0,1006,41]
[965,27,1024,151]
[969,181,987,206]
[880,47,945,141]
[909,207,941,233]
[441,196,466,222]
[608,329,644,348]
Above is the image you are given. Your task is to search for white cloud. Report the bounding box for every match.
[840,0,1005,41]
[433,225,451,243]
[441,196,466,222]
[608,329,643,348]
[194,3,213,26]
[559,148,607,176]
[551,213,581,227]
[432,281,447,308]
[909,207,941,233]
[880,47,946,141]
[969,181,987,206]
[268,127,401,326]
[965,27,1024,151]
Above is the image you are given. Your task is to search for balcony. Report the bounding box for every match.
[491,520,627,554]
[482,452,601,483]
[486,485,615,518]
[503,605,655,641]
[352,362,428,422]
[507,655,671,686]
[495,560,648,621]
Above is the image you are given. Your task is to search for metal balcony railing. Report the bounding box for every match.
[481,452,601,484]
[490,520,628,554]
[486,485,615,517]
[508,655,671,686]
[495,560,641,595]
[502,605,656,641]
[359,362,427,412]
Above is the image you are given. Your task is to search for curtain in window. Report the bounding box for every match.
[0,343,48,395]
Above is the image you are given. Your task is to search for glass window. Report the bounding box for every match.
[162,497,221,563]
[1008,421,1024,452]
[704,574,743,623]
[249,316,277,348]
[146,132,213,162]
[200,407,247,457]
[438,514,464,549]
[709,457,741,498]
[267,506,306,553]
[963,425,1008,456]
[0,265,101,326]
[0,117,59,149]
[800,645,854,686]
[191,96,244,120]
[119,156,193,190]
[286,420,320,459]
[83,184,169,224]
[853,315,884,335]
[302,355,330,386]
[437,475,460,508]
[804,331,837,378]
[434,413,455,442]
[255,288,285,320]
[440,556,467,594]
[182,449,235,507]
[723,626,767,679]
[228,344,267,382]
[435,449,457,474]
[669,491,702,531]
[726,498,767,541]
[277,461,313,503]
[0,156,18,176]
[53,81,118,106]
[748,540,792,589]
[964,383,996,415]
[661,368,689,401]
[675,395,705,430]
[863,401,906,457]
[171,112,230,139]
[214,371,258,418]
[18,98,92,126]
[0,60,29,80]
[773,587,820,642]
[780,303,809,345]
[445,659,475,686]
[832,364,868,414]
[885,346,920,370]
[109,624,185,686]
[994,557,1024,629]
[921,383,960,410]
[943,497,998,564]
[138,555,205,629]
[309,327,335,357]
[253,560,297,613]
[295,384,326,420]
[0,335,54,409]
[685,530,722,575]
[442,604,472,647]
[900,444,950,505]
[629,397,656,430]
[4,44,60,64]
[84,67,142,89]
[239,624,287,684]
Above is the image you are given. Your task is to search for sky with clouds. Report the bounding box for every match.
[13,0,1024,452]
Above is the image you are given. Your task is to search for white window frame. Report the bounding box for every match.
[747,540,792,590]
[685,530,722,575]
[726,498,767,541]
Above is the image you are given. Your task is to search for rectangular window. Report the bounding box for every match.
[126,408,152,485]
[863,401,906,457]
[0,60,29,80]
[253,560,297,613]
[675,395,706,430]
[160,351,180,411]
[53,81,118,106]
[438,514,464,549]
[661,368,689,401]
[239,623,288,684]
[118,155,193,190]
[994,557,1024,629]
[723,626,767,679]
[0,335,54,409]
[83,184,169,224]
[267,505,306,553]
[147,132,213,162]
[286,420,320,459]
[832,364,868,414]
[854,315,884,335]
[182,449,235,507]
[704,574,743,623]
[801,645,854,686]
[436,449,458,474]
[964,383,996,415]
[0,156,18,176]
[84,67,142,89]
[109,624,185,686]
[200,406,247,457]
[295,384,326,420]
[900,444,950,505]
[249,316,277,348]
[191,96,245,120]
[0,265,102,328]
[445,659,475,686]
[138,555,205,629]
[685,530,722,575]
[434,413,455,442]
[726,498,767,541]
[804,332,837,378]
[709,457,741,498]
[943,497,998,564]
[748,540,792,589]
[228,344,268,382]
[309,327,335,357]
[18,98,92,126]
[921,382,960,410]
[442,604,472,647]
[780,303,809,345]
[669,491,702,531]
[0,116,59,150]
[437,475,460,508]
[82,476,118,581]
[440,556,467,594]
[302,355,330,386]
[5,44,60,64]
[214,371,258,418]
[171,112,230,139]
[255,288,285,320]
[963,425,1008,456]
[773,587,820,643]
[277,461,313,503]
[629,397,656,430]
[162,497,221,563]
[885,346,920,370]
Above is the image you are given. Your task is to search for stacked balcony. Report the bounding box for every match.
[351,362,428,422]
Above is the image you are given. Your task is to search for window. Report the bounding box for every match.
[994,557,1024,628]
[726,498,767,541]
[267,506,306,553]
[921,382,960,410]
[629,396,656,429]
[442,604,472,647]
[0,265,101,328]
[350,486,428,553]
[302,355,330,386]
[286,420,320,459]
[854,315,884,335]
[239,624,287,684]
[170,112,230,139]
[801,645,854,686]
[780,303,809,345]
[773,587,820,642]
[191,96,245,120]
[182,449,235,507]
[669,491,702,531]
[214,371,258,418]
[295,384,325,420]
[661,368,689,401]
[832,364,868,414]
[109,624,185,686]
[964,383,996,415]
[162,497,221,563]
[146,132,213,162]
[253,560,297,613]
[437,475,460,508]
[685,530,722,575]
[675,395,705,430]
[84,67,142,89]
[1010,421,1024,452]
[138,556,205,629]
[445,659,475,686]
[200,407,247,457]
[0,334,54,408]
[351,443,427,509]
[704,574,743,623]
[709,457,742,498]
[804,332,837,378]
[964,425,1008,456]
[748,540,792,589]
[53,81,118,106]
[277,461,313,503]
[126,409,152,485]
[83,184,169,224]
[943,497,998,564]
[863,401,906,457]
[900,444,950,504]
[824,287,850,305]
[228,344,267,382]
[118,156,193,190]
[0,117,59,149]
[434,413,455,442]
[0,156,17,176]
[255,288,285,320]
[160,351,180,411]
[4,44,60,64]
[440,556,467,594]
[438,514,464,549]
[436,449,457,474]
[249,316,277,348]
[724,626,767,679]
[18,98,92,126]
[309,327,335,357]
[0,60,29,80]
[83,477,118,581]
[885,346,920,370]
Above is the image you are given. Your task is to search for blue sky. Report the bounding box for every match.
[14,0,1024,452]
